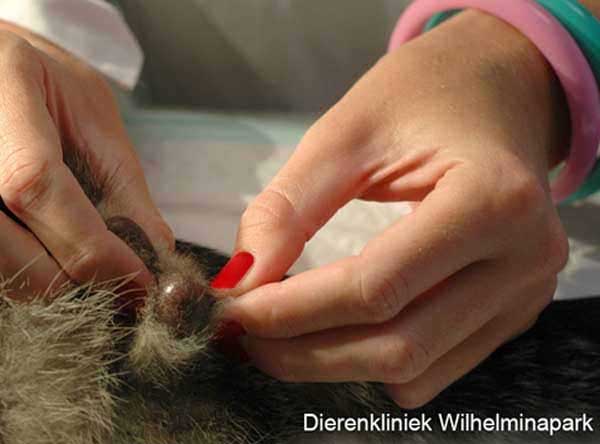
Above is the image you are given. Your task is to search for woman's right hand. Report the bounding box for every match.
[0,23,173,298]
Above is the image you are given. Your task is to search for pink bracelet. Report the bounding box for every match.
[389,0,600,202]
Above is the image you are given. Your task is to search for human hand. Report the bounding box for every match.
[0,22,173,297]
[220,10,570,408]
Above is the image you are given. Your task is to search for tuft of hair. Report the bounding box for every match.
[126,294,215,387]
[0,280,126,444]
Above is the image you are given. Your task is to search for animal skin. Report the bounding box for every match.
[0,153,599,444]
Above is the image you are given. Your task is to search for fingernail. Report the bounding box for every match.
[211,252,254,289]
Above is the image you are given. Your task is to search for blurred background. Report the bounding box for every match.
[116,0,411,111]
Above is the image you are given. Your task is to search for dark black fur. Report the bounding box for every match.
[172,242,600,443]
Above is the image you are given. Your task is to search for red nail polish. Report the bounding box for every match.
[211,252,254,289]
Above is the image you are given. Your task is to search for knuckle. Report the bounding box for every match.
[500,170,546,223]
[0,157,52,215]
[239,183,315,246]
[240,187,297,234]
[474,155,546,227]
[358,271,407,323]
[64,239,111,281]
[525,217,569,279]
[373,335,429,383]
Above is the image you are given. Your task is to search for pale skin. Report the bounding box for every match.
[224,7,598,410]
[0,21,173,297]
[2,2,599,408]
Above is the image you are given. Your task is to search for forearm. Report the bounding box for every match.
[440,10,570,171]
[446,0,600,171]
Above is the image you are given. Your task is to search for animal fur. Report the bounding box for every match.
[0,153,599,444]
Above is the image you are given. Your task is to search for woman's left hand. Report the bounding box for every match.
[221,10,570,408]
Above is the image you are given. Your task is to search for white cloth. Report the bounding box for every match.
[0,0,142,89]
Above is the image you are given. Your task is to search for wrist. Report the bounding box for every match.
[432,9,571,171]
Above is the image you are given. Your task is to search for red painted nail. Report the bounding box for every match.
[211,252,254,289]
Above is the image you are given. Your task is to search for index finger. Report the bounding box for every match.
[224,167,496,338]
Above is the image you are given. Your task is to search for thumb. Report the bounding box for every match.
[224,126,365,294]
